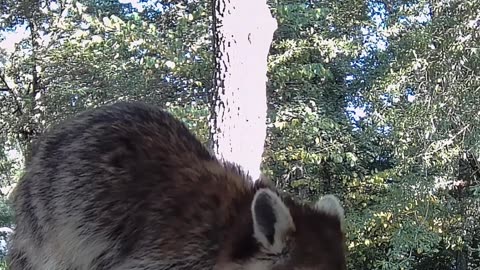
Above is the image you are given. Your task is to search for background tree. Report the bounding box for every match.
[209,0,277,181]
[347,0,480,268]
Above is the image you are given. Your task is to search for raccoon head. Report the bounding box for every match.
[220,189,346,270]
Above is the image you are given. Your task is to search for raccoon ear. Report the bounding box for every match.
[251,189,295,253]
[315,194,345,230]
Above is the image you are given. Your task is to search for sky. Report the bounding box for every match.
[0,26,27,53]
[118,0,146,11]
[0,0,145,52]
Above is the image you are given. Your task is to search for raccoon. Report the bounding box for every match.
[7,101,346,270]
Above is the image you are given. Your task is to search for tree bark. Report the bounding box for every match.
[210,0,277,181]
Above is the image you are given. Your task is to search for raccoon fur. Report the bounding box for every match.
[7,101,346,270]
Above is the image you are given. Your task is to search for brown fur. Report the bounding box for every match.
[7,101,346,270]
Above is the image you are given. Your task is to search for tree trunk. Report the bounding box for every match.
[210,0,277,181]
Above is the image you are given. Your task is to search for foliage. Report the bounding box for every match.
[347,0,480,268]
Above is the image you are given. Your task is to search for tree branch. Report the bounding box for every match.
[0,71,23,115]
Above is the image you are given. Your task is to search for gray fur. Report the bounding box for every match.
[7,102,347,270]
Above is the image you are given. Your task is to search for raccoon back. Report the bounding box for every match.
[9,102,258,270]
